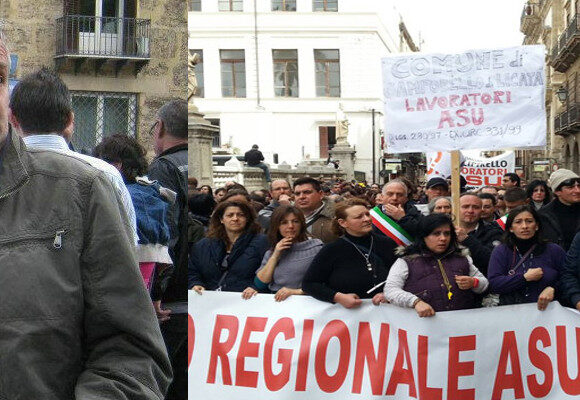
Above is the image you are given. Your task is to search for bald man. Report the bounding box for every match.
[373,179,422,239]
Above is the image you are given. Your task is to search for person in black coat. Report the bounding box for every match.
[560,231,580,309]
[302,198,397,308]
[188,200,268,295]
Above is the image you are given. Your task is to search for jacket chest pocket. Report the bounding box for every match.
[0,229,69,251]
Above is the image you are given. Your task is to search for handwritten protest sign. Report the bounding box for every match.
[382,46,546,153]
[189,291,580,400]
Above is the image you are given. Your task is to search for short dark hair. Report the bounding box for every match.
[93,134,148,183]
[188,193,216,218]
[478,192,497,206]
[403,213,460,257]
[504,173,521,186]
[503,187,527,203]
[293,177,322,192]
[10,67,71,134]
[158,99,188,139]
[268,205,308,247]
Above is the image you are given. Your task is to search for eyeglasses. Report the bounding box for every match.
[559,178,580,189]
[148,120,159,136]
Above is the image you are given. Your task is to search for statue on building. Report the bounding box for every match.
[188,52,200,102]
[335,103,350,146]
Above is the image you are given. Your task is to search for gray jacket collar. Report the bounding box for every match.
[0,127,29,199]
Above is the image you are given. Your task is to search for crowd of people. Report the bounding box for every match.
[188,168,580,319]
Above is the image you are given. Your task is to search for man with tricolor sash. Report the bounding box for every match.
[371,179,421,245]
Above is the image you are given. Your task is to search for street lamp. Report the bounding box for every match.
[556,86,568,103]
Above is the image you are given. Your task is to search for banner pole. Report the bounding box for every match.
[451,150,461,225]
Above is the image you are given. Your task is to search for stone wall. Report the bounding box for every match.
[0,0,187,154]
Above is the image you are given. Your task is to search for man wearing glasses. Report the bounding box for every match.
[541,169,580,251]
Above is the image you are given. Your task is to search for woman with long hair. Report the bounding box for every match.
[188,200,268,295]
[302,198,397,308]
[526,180,551,210]
[488,205,565,310]
[385,213,488,317]
[244,205,323,301]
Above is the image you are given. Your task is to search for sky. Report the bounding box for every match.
[382,0,526,53]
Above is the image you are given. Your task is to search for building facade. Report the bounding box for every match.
[520,0,579,179]
[189,0,418,183]
[1,0,186,154]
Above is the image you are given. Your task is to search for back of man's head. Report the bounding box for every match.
[503,187,527,203]
[10,67,71,135]
[158,99,187,140]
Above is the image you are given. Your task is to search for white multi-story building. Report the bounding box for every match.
[189,0,418,182]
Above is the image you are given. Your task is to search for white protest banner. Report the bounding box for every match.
[382,46,546,153]
[188,291,580,400]
[426,151,515,188]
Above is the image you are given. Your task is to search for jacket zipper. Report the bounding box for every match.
[0,229,67,248]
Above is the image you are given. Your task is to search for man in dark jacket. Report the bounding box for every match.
[561,231,580,309]
[148,99,188,399]
[0,36,171,398]
[374,179,422,238]
[258,179,292,232]
[540,168,580,251]
[456,193,503,277]
[244,144,271,182]
[293,177,338,243]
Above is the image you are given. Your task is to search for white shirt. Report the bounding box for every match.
[23,134,138,245]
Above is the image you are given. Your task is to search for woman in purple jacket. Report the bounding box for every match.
[385,213,488,317]
[488,205,566,310]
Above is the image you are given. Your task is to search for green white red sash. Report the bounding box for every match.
[496,215,508,230]
[370,206,413,246]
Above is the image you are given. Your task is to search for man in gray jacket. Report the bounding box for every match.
[0,34,171,398]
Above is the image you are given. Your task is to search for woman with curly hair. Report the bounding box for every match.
[188,200,268,296]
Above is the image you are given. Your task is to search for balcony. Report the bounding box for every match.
[55,15,151,75]
[551,14,580,72]
[520,2,541,36]
[555,103,580,136]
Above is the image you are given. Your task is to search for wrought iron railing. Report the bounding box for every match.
[56,15,151,58]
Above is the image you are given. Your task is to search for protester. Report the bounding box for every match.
[456,193,503,276]
[0,36,171,397]
[561,231,580,310]
[188,193,215,248]
[246,205,323,301]
[302,198,397,308]
[526,179,551,210]
[428,196,452,215]
[147,98,189,399]
[488,205,565,310]
[94,134,174,291]
[258,179,293,232]
[540,168,580,251]
[480,185,499,197]
[384,214,488,317]
[374,179,422,238]
[293,177,338,243]
[214,187,227,202]
[9,67,138,245]
[479,193,500,222]
[424,177,449,202]
[188,200,268,293]
[496,192,507,216]
[199,184,212,195]
[502,172,521,188]
[244,144,271,182]
[503,187,528,212]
